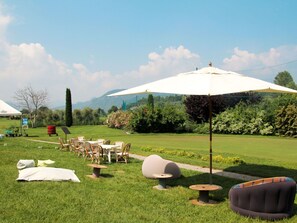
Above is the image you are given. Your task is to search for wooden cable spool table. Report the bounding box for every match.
[87,163,107,179]
[189,184,222,205]
[152,173,173,190]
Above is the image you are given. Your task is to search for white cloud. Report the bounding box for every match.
[0,1,201,107]
[1,1,296,108]
[116,45,201,87]
[222,46,297,80]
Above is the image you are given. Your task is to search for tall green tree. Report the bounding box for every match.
[274,71,296,89]
[65,88,73,127]
[147,94,154,111]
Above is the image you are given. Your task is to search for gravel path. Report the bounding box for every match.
[130,154,259,181]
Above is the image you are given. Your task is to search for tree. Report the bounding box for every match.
[65,88,73,127]
[147,94,154,111]
[14,85,48,127]
[274,71,296,89]
[184,95,226,124]
[184,93,261,124]
[108,105,118,114]
[275,104,297,137]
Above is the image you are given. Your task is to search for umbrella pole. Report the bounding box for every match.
[208,96,213,184]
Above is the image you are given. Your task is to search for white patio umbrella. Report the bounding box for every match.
[0,99,22,116]
[109,65,297,183]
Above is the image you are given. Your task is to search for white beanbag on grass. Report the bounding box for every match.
[17,167,80,182]
[17,160,35,170]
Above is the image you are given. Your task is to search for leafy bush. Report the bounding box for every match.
[202,155,245,164]
[275,105,297,137]
[213,102,274,135]
[140,146,244,164]
[140,146,201,158]
[129,104,187,133]
[193,123,209,134]
[106,110,132,129]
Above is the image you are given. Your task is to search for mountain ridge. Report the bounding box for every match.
[54,89,150,111]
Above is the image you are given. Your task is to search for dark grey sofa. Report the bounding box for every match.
[229,177,296,221]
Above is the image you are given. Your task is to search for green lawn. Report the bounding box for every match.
[0,118,296,222]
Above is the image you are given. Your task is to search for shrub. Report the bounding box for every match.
[213,102,274,135]
[106,110,132,129]
[201,154,245,164]
[275,105,297,137]
[129,104,187,133]
[140,146,201,159]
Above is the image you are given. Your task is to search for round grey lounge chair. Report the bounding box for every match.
[142,154,181,179]
[229,177,296,221]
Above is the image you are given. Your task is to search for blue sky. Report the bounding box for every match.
[1,0,297,106]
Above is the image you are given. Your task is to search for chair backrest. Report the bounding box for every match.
[114,141,124,149]
[74,139,81,147]
[122,143,131,154]
[90,142,99,153]
[84,142,92,154]
[103,139,111,145]
[97,145,105,157]
[97,139,105,145]
[59,137,65,146]
[70,138,77,145]
[77,136,85,141]
[69,138,77,150]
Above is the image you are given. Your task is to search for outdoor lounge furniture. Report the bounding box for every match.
[142,155,181,179]
[87,163,107,178]
[189,184,222,205]
[115,143,131,163]
[70,138,85,157]
[58,137,70,151]
[16,160,80,182]
[229,176,296,221]
[153,173,172,190]
[90,143,106,164]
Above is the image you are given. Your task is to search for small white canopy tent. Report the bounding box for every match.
[0,99,22,116]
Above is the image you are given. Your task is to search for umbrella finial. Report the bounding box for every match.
[209,62,212,67]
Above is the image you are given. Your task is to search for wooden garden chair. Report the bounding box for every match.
[115,143,131,163]
[58,137,70,151]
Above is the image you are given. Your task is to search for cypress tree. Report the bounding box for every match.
[65,88,73,127]
[147,94,154,111]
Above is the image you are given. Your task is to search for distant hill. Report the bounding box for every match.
[55,89,155,112]
[54,89,177,112]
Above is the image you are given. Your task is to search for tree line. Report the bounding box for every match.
[12,71,297,137]
[107,71,297,137]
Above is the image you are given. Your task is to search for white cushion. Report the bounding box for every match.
[17,167,80,182]
[17,160,35,170]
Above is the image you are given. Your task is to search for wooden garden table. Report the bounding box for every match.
[87,163,107,179]
[189,184,222,205]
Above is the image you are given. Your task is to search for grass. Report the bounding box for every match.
[0,118,297,222]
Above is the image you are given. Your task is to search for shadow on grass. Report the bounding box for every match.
[169,173,297,216]
[99,173,114,178]
[168,172,240,202]
[224,163,297,181]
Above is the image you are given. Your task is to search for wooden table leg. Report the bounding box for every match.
[199,191,210,203]
[93,167,101,178]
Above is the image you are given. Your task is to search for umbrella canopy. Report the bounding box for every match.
[109,65,297,183]
[109,66,297,96]
[0,99,22,116]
